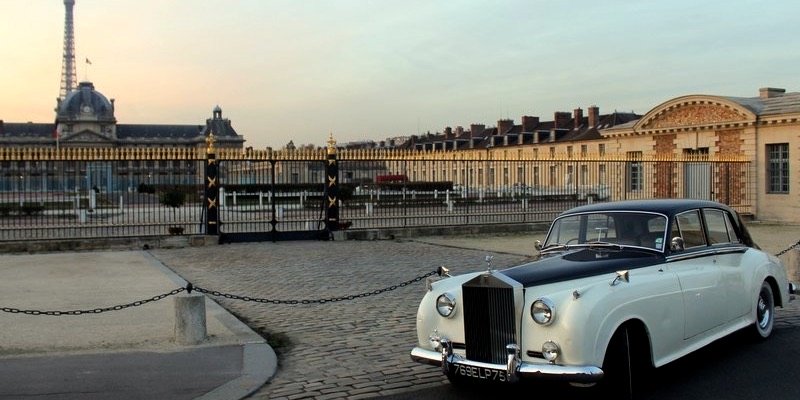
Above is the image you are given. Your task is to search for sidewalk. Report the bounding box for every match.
[0,250,276,400]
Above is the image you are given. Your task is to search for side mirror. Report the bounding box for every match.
[670,237,685,252]
[534,240,543,251]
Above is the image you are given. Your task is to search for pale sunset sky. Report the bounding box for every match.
[1,0,798,149]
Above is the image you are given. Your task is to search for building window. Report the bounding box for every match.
[598,164,606,185]
[767,143,789,193]
[566,165,573,185]
[599,144,606,156]
[580,165,588,185]
[533,166,540,186]
[626,151,643,192]
[567,146,573,158]
[580,145,588,157]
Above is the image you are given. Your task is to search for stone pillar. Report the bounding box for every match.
[174,293,207,345]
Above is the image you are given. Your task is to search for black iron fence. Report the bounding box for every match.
[0,147,752,242]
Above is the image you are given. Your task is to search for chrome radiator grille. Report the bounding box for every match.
[462,274,516,364]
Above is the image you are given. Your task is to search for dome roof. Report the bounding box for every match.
[56,81,114,120]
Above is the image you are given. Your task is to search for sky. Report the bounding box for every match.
[1,0,798,149]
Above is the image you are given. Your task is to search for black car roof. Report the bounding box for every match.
[560,199,737,217]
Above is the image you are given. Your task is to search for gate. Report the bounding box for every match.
[209,139,334,243]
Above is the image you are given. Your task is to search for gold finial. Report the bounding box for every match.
[206,131,217,154]
[326,132,337,155]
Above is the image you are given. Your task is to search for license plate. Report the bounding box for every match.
[453,363,509,382]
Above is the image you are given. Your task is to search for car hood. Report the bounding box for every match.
[500,247,664,287]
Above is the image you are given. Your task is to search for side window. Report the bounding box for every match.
[676,210,707,248]
[703,209,731,244]
[726,212,741,243]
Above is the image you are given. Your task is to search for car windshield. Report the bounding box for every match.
[542,211,668,251]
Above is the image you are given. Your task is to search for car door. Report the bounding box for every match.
[703,208,749,321]
[667,209,728,339]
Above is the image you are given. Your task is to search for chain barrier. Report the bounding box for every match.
[0,288,185,316]
[192,269,440,305]
[1,268,444,316]
[775,239,800,258]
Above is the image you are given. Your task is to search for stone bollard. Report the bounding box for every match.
[174,293,207,345]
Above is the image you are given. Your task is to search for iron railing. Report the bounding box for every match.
[0,147,752,242]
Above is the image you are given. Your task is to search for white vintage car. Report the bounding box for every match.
[411,199,796,396]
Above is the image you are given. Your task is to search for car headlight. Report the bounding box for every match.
[531,298,555,325]
[436,292,457,317]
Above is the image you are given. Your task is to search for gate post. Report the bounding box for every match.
[325,134,340,232]
[204,133,219,236]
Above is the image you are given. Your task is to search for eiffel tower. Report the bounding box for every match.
[59,0,77,101]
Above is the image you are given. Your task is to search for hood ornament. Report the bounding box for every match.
[485,255,494,273]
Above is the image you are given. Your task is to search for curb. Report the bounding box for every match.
[142,251,277,399]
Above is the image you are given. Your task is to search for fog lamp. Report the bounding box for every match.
[542,341,560,362]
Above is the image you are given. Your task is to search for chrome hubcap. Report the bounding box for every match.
[757,294,771,329]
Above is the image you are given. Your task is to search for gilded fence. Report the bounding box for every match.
[0,146,752,242]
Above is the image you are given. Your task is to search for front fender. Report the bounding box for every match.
[521,265,683,368]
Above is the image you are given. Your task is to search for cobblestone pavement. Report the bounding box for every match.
[149,223,800,400]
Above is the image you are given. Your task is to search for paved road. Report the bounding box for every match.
[0,346,241,400]
[148,222,800,400]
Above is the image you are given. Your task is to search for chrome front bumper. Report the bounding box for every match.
[410,345,604,383]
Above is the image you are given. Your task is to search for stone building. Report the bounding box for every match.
[0,81,244,192]
[373,87,799,223]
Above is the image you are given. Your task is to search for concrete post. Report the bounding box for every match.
[174,293,207,345]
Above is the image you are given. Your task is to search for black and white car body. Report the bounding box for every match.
[411,199,795,392]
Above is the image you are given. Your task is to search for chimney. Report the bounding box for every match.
[573,108,583,129]
[470,124,485,137]
[588,105,599,128]
[554,112,571,129]
[444,126,452,138]
[497,119,514,134]
[455,126,464,136]
[759,87,785,99]
[521,115,539,132]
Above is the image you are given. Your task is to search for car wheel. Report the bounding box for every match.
[599,324,652,400]
[752,281,775,339]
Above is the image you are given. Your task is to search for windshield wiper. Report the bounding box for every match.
[585,241,622,250]
[541,243,570,252]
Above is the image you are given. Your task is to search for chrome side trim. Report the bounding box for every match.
[666,245,747,262]
[411,347,604,383]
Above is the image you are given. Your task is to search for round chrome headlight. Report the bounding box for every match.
[436,292,457,317]
[542,340,560,362]
[531,298,555,325]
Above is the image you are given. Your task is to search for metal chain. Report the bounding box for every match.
[775,239,800,258]
[2,269,443,316]
[193,269,439,305]
[0,288,185,316]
